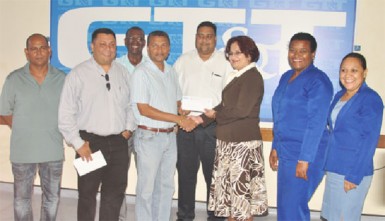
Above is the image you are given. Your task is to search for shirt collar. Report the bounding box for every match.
[147,59,171,74]
[90,57,117,75]
[24,63,53,76]
[233,62,256,78]
[225,62,255,85]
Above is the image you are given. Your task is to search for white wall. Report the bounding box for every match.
[0,0,384,215]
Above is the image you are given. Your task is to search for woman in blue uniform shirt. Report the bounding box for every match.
[321,53,383,221]
[269,32,333,221]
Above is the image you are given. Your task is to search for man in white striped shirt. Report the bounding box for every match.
[58,28,136,221]
[130,30,196,221]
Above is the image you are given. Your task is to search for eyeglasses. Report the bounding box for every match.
[226,51,243,57]
[104,74,111,91]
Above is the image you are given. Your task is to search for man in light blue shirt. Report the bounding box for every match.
[116,26,148,221]
[130,30,196,221]
[116,26,148,74]
[0,33,65,221]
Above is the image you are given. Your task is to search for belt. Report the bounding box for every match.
[138,125,174,133]
[79,130,122,138]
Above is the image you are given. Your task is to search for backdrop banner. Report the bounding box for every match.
[50,0,356,121]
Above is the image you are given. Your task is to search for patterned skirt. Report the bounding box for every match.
[208,139,268,220]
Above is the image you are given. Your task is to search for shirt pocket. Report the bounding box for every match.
[210,72,224,92]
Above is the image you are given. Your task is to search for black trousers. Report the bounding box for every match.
[77,131,129,221]
[176,123,224,221]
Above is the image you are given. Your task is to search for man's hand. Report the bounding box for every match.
[76,141,92,162]
[296,160,309,180]
[344,180,357,192]
[189,115,203,125]
[269,149,279,171]
[178,107,191,116]
[179,117,197,132]
[0,115,13,128]
[121,130,132,140]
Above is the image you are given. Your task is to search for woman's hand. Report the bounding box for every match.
[344,180,357,192]
[269,149,279,171]
[204,109,216,119]
[296,161,309,180]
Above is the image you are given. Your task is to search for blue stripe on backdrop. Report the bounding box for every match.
[50,0,356,121]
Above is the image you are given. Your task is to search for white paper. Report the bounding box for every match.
[73,150,107,176]
[181,96,213,113]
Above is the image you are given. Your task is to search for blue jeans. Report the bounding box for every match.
[135,128,177,221]
[12,161,63,221]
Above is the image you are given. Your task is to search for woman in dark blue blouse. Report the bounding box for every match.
[269,32,333,221]
[321,53,383,221]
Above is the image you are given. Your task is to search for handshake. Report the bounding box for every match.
[177,108,216,132]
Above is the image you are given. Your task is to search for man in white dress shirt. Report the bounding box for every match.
[174,21,232,221]
[58,28,136,221]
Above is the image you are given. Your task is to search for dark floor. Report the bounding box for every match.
[1,182,384,221]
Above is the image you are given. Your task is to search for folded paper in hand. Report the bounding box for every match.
[182,96,213,113]
[73,150,107,176]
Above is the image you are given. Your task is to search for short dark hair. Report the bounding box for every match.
[92,28,116,42]
[341,52,367,70]
[225,35,260,62]
[197,21,217,35]
[147,30,170,45]
[26,33,49,48]
[125,26,144,36]
[289,32,317,52]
